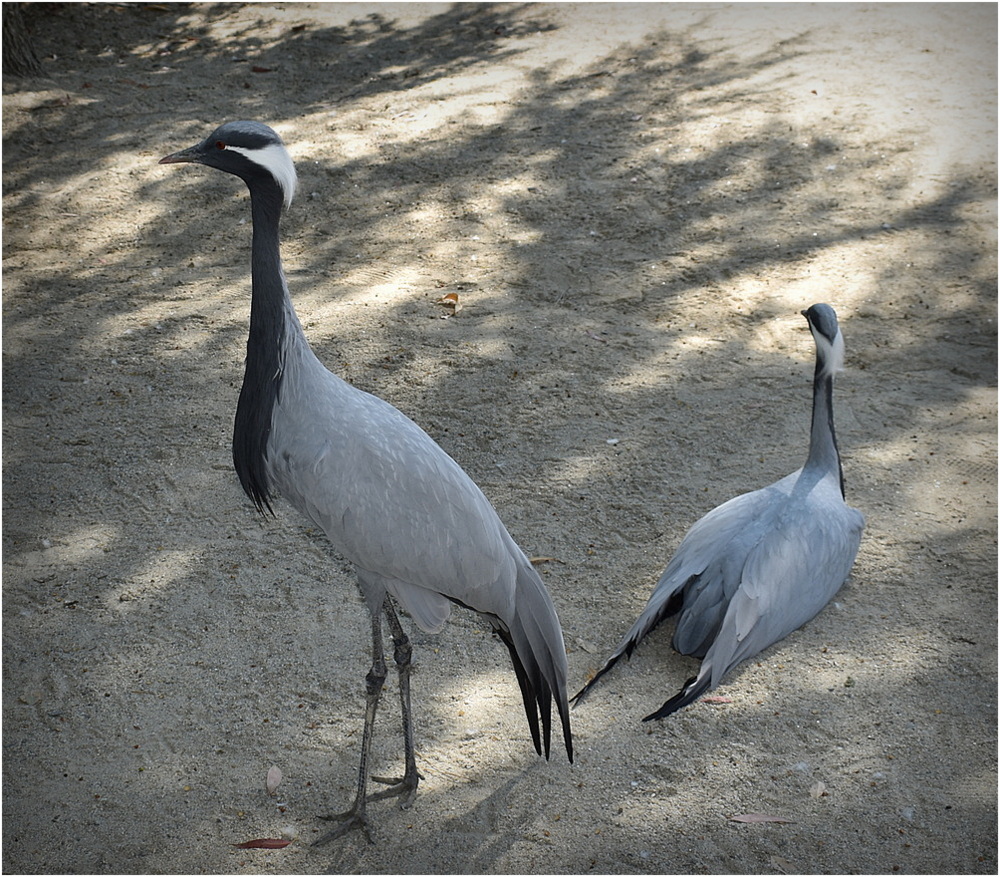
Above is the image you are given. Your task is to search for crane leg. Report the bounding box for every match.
[369,597,421,808]
[314,608,387,844]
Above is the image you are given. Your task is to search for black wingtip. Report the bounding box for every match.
[497,625,573,763]
[540,666,574,763]
[570,660,616,708]
[504,636,543,757]
[559,695,574,763]
[571,636,643,708]
[641,674,712,722]
[573,589,686,708]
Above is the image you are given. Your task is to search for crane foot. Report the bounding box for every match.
[314,807,372,845]
[369,772,421,810]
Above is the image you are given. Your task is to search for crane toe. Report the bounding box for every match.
[314,804,374,845]
[369,771,422,810]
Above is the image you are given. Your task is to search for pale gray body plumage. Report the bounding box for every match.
[574,304,864,720]
[160,121,571,843]
[270,318,525,632]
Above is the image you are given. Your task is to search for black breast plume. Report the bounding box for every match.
[233,271,286,515]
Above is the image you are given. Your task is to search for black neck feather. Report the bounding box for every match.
[807,361,845,497]
[233,182,287,514]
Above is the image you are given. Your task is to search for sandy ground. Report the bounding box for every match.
[3,3,997,874]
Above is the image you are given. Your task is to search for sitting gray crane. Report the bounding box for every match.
[574,303,864,720]
[159,121,572,842]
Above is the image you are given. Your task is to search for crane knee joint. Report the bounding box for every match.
[393,638,412,669]
[365,663,387,696]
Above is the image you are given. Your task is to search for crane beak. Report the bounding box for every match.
[159,145,203,165]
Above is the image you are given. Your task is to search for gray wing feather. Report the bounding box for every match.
[708,484,863,682]
[270,371,516,625]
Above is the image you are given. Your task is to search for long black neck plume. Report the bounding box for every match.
[233,181,287,514]
[806,358,845,498]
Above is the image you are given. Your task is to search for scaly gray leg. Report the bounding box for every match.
[369,597,421,808]
[314,608,386,844]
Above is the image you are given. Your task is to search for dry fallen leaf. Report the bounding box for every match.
[729,813,796,824]
[435,292,462,315]
[232,838,291,849]
[266,765,282,797]
[770,854,794,872]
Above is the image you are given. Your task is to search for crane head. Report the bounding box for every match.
[802,303,845,375]
[159,121,297,210]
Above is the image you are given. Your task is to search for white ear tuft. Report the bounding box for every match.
[816,327,845,376]
[228,143,298,209]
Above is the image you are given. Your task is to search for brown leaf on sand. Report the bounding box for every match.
[728,813,796,824]
[436,292,462,315]
[232,838,291,849]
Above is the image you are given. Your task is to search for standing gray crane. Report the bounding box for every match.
[574,304,864,721]
[159,121,572,842]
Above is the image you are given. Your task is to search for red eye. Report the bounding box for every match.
[215,140,226,150]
